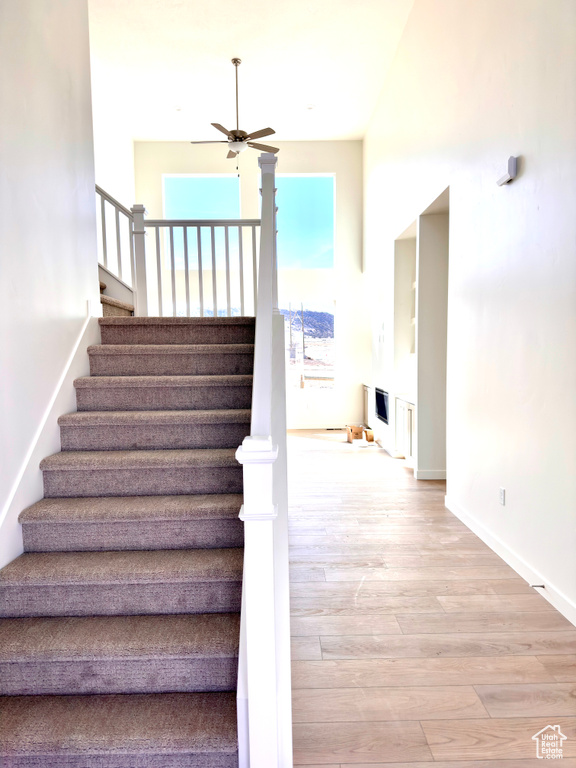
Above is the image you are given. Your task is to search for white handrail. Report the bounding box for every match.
[236,153,293,768]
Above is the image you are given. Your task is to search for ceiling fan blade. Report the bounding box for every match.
[227,150,238,159]
[212,122,232,137]
[246,127,275,141]
[190,141,227,144]
[247,142,280,154]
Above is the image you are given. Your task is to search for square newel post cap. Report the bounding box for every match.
[235,435,278,465]
[258,153,278,173]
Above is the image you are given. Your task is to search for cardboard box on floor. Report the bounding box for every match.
[346,425,375,443]
[346,425,364,443]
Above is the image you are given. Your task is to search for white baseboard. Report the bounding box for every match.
[445,494,576,627]
[415,469,446,480]
[0,316,101,569]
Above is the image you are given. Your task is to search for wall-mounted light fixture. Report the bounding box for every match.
[497,156,518,186]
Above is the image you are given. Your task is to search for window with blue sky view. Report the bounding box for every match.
[162,173,335,385]
[163,175,240,219]
[276,175,335,389]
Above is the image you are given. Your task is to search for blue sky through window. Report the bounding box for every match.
[163,175,240,219]
[276,176,334,270]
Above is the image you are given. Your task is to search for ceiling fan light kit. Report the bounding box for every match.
[190,58,280,158]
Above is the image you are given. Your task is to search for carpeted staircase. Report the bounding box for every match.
[0,316,255,768]
[99,281,135,317]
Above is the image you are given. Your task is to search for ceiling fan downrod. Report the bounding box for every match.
[232,57,241,132]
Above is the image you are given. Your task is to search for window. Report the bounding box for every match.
[163,174,240,219]
[159,175,245,316]
[276,175,335,388]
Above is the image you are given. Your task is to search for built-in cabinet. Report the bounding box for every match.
[395,397,415,464]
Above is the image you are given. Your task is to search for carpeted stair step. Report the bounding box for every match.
[0,548,243,618]
[0,613,240,695]
[0,691,238,767]
[74,374,253,411]
[100,295,134,317]
[58,409,251,451]
[88,344,255,376]
[40,448,242,498]
[99,281,106,293]
[100,316,255,346]
[20,494,244,552]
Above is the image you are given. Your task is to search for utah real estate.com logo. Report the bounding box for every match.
[532,725,567,759]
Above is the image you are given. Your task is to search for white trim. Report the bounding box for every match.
[445,494,576,627]
[0,316,101,568]
[415,469,446,480]
[239,503,278,523]
[98,263,135,294]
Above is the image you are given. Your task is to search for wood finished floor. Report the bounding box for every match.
[287,430,576,767]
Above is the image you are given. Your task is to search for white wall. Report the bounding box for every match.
[0,0,99,566]
[134,140,370,428]
[415,212,449,479]
[365,0,576,621]
[92,122,135,206]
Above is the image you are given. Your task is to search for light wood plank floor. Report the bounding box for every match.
[287,430,576,767]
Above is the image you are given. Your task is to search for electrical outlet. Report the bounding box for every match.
[499,487,506,506]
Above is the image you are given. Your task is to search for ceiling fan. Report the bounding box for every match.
[190,58,279,159]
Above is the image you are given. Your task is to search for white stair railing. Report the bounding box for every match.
[95,185,135,287]
[96,191,261,319]
[140,218,260,318]
[236,153,292,768]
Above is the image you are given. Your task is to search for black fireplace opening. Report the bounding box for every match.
[375,388,389,424]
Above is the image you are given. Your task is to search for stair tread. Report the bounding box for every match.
[0,548,243,586]
[99,316,254,326]
[0,613,239,661]
[58,410,251,427]
[74,374,253,388]
[88,344,254,356]
[40,448,239,471]
[20,494,243,524]
[0,691,237,756]
[100,295,135,311]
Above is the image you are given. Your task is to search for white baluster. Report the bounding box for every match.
[115,207,122,281]
[225,225,231,317]
[211,226,217,317]
[183,227,191,317]
[169,226,176,316]
[155,227,162,316]
[197,227,204,317]
[238,225,245,316]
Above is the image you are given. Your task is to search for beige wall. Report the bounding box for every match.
[0,0,99,566]
[364,0,576,621]
[134,140,370,428]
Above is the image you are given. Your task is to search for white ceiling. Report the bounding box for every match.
[88,0,414,143]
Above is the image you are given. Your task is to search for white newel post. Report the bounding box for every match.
[130,204,148,316]
[235,152,283,768]
[236,436,279,767]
